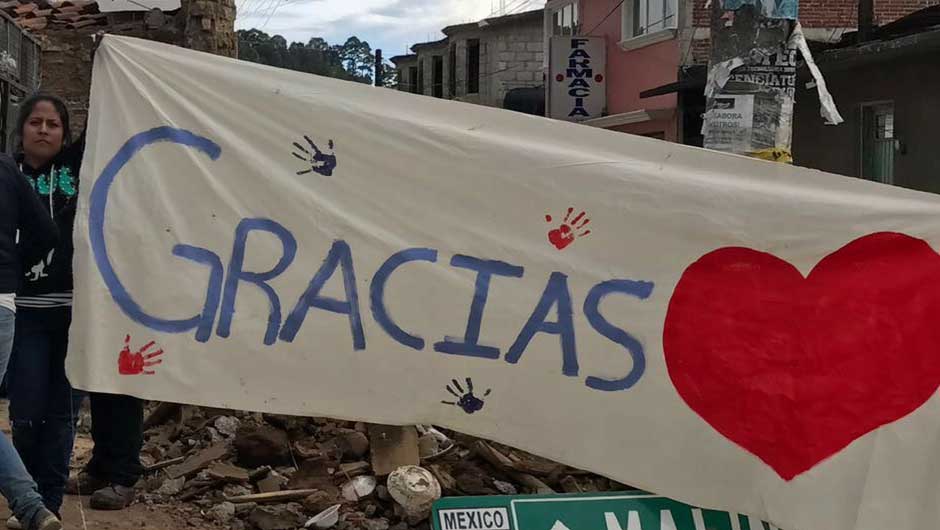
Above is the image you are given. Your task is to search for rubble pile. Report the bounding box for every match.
[134,404,628,530]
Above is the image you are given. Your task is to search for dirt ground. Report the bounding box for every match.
[0,401,196,530]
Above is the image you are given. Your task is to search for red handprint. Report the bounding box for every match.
[118,335,164,375]
[546,207,591,250]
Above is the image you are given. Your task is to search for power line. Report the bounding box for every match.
[586,0,625,36]
[261,0,285,28]
[681,26,700,67]
[506,0,534,14]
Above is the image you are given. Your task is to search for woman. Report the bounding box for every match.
[6,94,84,528]
[0,131,62,530]
[18,37,146,521]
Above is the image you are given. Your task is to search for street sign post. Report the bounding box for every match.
[433,492,779,530]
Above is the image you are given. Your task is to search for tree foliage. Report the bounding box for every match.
[237,30,378,85]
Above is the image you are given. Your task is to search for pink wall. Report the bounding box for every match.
[580,0,680,140]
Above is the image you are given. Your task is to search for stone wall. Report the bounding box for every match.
[38,0,236,135]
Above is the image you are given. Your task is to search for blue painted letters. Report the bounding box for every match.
[370,248,438,350]
[583,279,655,391]
[434,255,525,359]
[279,240,365,350]
[91,128,658,392]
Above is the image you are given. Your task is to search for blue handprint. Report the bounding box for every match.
[442,378,491,414]
[292,135,337,176]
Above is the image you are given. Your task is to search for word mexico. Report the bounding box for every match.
[89,127,655,393]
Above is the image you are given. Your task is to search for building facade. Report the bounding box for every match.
[560,0,937,143]
[793,7,940,193]
[551,0,686,139]
[391,9,545,114]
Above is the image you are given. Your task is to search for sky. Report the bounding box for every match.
[235,0,542,59]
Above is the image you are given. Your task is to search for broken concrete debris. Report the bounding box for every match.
[341,476,377,502]
[387,466,441,524]
[137,404,633,529]
[207,501,237,524]
[234,425,293,468]
[368,425,420,476]
[305,504,341,529]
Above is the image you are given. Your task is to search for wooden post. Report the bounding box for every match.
[703,2,797,162]
[375,48,383,87]
[858,0,875,42]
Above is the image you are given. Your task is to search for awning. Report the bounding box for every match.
[640,65,707,99]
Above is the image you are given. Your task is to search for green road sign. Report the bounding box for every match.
[432,492,781,530]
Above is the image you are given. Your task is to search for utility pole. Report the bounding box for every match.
[702,1,799,163]
[375,49,383,87]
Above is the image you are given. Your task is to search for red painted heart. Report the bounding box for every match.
[663,232,940,480]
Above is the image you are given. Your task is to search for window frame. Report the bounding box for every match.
[416,59,425,95]
[549,1,580,36]
[466,39,481,95]
[544,0,582,68]
[448,44,457,97]
[432,55,444,98]
[407,66,419,94]
[620,0,679,51]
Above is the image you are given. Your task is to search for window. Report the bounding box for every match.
[623,0,678,41]
[860,102,895,184]
[432,56,444,98]
[466,39,480,95]
[448,44,457,97]
[551,2,580,36]
[416,59,425,95]
[544,1,581,68]
[408,67,418,94]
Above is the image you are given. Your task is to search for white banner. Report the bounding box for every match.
[70,36,940,530]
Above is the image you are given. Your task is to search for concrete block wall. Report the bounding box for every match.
[449,30,483,102]
[415,45,449,98]
[393,57,417,92]
[692,0,938,27]
[488,25,544,107]
[406,13,544,108]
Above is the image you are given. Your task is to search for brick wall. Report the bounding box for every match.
[692,0,939,28]
[687,0,940,65]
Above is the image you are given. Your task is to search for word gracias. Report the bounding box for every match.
[88,128,654,392]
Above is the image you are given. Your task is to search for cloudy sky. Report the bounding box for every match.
[235,0,542,58]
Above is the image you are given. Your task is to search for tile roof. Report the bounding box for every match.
[4,0,124,34]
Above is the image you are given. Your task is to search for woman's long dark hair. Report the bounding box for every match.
[15,93,72,155]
